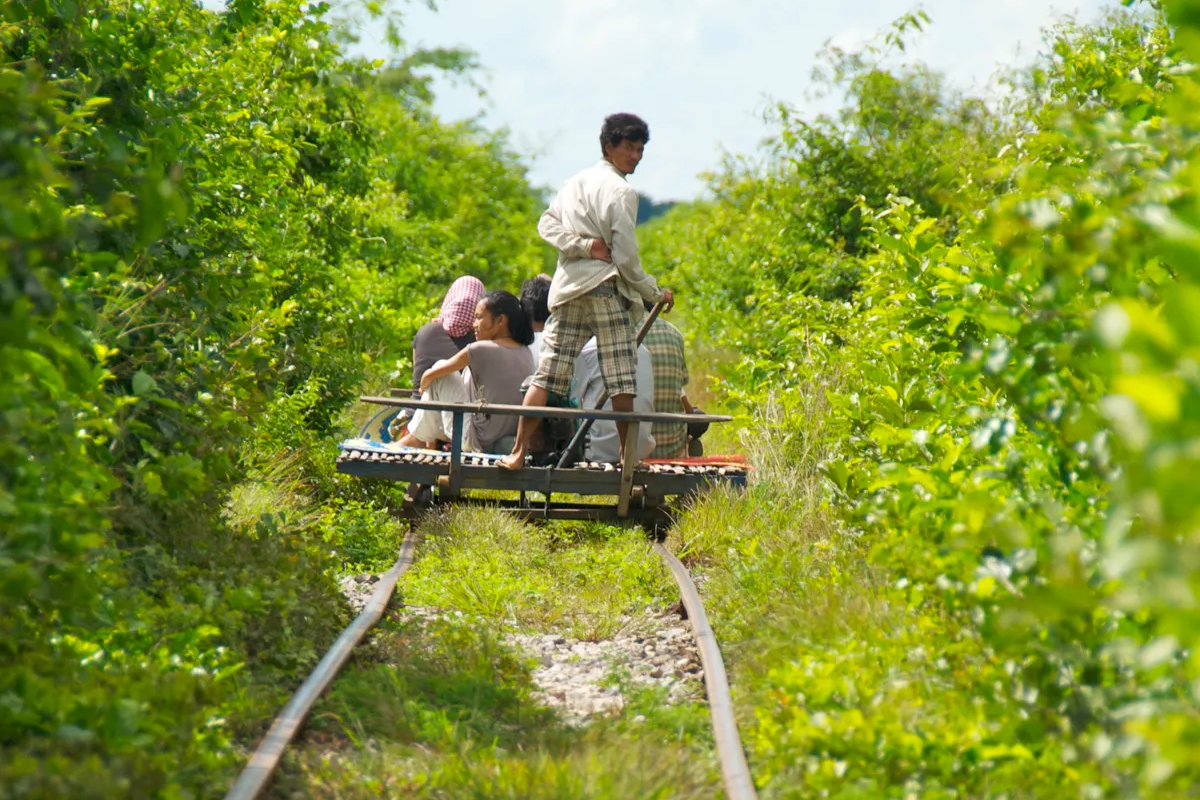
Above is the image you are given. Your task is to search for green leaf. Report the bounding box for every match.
[142,471,164,496]
[132,370,159,397]
[943,247,975,267]
[911,218,937,237]
[821,460,851,491]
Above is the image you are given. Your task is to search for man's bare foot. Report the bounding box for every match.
[497,451,527,471]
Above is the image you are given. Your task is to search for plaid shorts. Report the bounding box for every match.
[533,282,638,397]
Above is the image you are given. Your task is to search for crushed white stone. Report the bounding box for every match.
[338,573,705,725]
[506,618,705,724]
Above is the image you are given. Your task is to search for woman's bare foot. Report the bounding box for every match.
[398,432,433,449]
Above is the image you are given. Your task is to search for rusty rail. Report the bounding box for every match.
[654,542,759,800]
[224,529,419,800]
[223,514,758,799]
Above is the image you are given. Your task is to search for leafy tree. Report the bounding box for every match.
[644,3,1200,795]
[636,192,678,225]
[1,0,543,794]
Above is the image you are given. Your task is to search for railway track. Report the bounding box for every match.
[224,526,758,800]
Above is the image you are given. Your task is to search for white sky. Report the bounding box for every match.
[200,1,1126,199]
[356,0,1121,200]
[196,0,1114,201]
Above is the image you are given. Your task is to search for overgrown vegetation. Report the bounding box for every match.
[402,509,676,641]
[2,0,542,795]
[643,1,1200,797]
[274,508,720,798]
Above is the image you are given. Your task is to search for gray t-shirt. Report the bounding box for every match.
[466,340,535,451]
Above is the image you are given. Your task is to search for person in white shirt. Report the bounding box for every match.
[499,113,675,470]
[572,337,657,463]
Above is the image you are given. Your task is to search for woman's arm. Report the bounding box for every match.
[419,347,471,393]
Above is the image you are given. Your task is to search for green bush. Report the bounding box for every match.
[646,2,1200,796]
[2,0,543,794]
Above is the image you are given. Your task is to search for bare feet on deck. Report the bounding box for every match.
[497,450,526,471]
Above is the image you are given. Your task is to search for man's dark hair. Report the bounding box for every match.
[482,290,535,346]
[600,113,650,156]
[520,276,552,324]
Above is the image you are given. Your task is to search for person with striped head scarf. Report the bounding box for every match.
[410,276,485,398]
[386,276,486,442]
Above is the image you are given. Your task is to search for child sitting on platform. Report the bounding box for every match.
[399,290,536,454]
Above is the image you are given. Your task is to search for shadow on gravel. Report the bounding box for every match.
[272,614,719,798]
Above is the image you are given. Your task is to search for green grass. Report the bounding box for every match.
[304,616,560,751]
[400,508,678,641]
[222,450,323,535]
[273,596,722,799]
[281,739,717,799]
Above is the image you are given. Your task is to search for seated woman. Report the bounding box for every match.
[400,290,536,454]
[385,276,484,442]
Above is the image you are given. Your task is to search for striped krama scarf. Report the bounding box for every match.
[438,276,485,338]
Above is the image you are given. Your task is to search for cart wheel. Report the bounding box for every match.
[405,482,433,508]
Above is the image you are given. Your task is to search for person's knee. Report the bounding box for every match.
[610,393,634,412]
[524,379,553,406]
[424,373,449,397]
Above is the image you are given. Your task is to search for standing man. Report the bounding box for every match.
[499,113,674,470]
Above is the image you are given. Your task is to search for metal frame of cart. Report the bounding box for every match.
[339,396,744,523]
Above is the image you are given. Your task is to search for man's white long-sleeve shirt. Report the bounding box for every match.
[539,159,664,313]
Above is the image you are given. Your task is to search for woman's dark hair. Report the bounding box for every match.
[520,276,552,324]
[599,112,650,156]
[482,289,534,346]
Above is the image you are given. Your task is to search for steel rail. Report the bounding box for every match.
[224,530,420,800]
[654,542,759,800]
